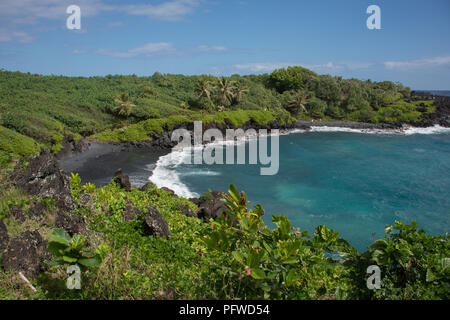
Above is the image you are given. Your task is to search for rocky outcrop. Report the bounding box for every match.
[10,205,26,223]
[176,204,196,218]
[1,230,51,278]
[295,120,400,130]
[11,151,86,235]
[112,169,131,192]
[13,150,75,211]
[28,201,47,219]
[0,219,9,252]
[196,190,227,221]
[139,182,156,191]
[55,134,87,160]
[123,203,142,222]
[55,210,86,236]
[143,206,169,239]
[78,193,94,210]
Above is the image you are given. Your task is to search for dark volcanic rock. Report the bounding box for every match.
[123,204,142,222]
[196,190,227,221]
[13,151,74,207]
[28,201,47,219]
[139,182,156,191]
[112,169,131,192]
[143,206,169,239]
[0,219,9,252]
[188,197,202,206]
[78,193,94,210]
[2,230,51,278]
[176,204,196,218]
[11,205,26,223]
[161,187,177,196]
[54,210,86,236]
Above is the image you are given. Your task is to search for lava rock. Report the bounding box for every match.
[123,204,142,222]
[113,169,131,192]
[161,187,177,197]
[1,230,51,278]
[176,204,196,218]
[12,151,74,207]
[139,182,156,191]
[196,190,227,221]
[0,219,9,252]
[10,205,26,223]
[78,193,94,210]
[143,206,169,239]
[28,201,47,219]
[54,210,86,236]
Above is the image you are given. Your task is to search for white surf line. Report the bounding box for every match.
[149,124,450,197]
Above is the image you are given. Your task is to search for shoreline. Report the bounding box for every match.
[58,121,450,196]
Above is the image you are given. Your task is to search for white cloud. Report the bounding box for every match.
[97,42,228,59]
[384,56,450,69]
[233,61,343,73]
[196,45,227,52]
[0,29,33,43]
[0,0,203,42]
[97,42,175,58]
[123,0,201,21]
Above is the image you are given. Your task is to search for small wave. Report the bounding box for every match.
[181,169,221,176]
[403,125,450,135]
[307,125,450,135]
[149,149,199,198]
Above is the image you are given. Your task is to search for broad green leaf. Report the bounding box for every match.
[50,228,71,246]
[78,255,102,267]
[62,255,78,263]
[250,268,265,279]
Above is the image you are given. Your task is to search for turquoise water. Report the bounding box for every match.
[152,129,450,251]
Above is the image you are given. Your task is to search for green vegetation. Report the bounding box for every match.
[45,228,102,269]
[0,177,447,300]
[0,67,446,300]
[0,68,436,164]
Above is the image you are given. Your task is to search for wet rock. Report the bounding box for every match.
[196,190,227,221]
[10,205,26,223]
[0,219,9,252]
[2,230,51,278]
[176,204,196,218]
[54,210,86,236]
[123,204,142,222]
[143,206,169,239]
[112,169,131,192]
[28,201,47,219]
[139,182,156,191]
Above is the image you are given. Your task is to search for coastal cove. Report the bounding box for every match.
[60,124,450,251]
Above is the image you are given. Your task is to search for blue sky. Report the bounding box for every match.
[1,0,449,89]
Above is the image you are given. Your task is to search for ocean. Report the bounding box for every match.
[149,126,450,251]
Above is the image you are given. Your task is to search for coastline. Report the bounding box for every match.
[58,120,450,197]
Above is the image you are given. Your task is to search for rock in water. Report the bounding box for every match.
[2,230,51,278]
[113,169,131,192]
[143,206,169,239]
[0,219,9,252]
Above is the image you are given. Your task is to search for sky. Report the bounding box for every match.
[0,0,449,89]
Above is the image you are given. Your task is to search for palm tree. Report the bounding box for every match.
[231,82,249,105]
[196,79,215,101]
[113,93,136,118]
[216,77,237,106]
[286,91,309,115]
